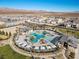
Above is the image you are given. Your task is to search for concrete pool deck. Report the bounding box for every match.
[9,35,64,58]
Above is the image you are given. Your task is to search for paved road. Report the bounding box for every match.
[75,44,79,59]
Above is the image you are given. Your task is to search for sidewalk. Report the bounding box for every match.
[75,44,79,59]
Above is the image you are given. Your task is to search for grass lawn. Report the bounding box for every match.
[0,45,31,59]
[0,35,8,40]
[57,28,79,38]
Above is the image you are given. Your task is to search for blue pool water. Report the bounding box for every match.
[30,31,54,43]
[31,32,45,43]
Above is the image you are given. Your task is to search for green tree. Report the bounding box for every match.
[1,31,5,35]
[0,30,1,34]
[69,52,75,58]
[9,32,11,37]
[5,32,8,36]
[0,31,2,35]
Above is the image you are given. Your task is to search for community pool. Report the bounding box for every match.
[30,31,52,43]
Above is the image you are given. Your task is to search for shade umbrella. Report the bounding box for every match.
[34,46,39,52]
[47,45,51,51]
[40,46,46,53]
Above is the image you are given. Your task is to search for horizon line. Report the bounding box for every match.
[0,7,79,13]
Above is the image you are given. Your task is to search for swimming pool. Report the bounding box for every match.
[30,31,52,43]
[14,30,59,53]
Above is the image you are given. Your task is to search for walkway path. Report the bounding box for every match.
[0,25,67,59]
[8,35,64,58]
[75,44,79,59]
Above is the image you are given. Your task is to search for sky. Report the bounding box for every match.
[0,0,79,12]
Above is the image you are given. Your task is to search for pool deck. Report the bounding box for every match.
[9,35,65,58]
[32,43,48,46]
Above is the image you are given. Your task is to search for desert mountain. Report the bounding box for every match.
[0,8,79,17]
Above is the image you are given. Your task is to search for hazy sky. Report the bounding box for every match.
[0,0,79,12]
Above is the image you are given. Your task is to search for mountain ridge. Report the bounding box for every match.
[0,7,79,17]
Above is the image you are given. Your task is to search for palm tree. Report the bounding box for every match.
[1,31,5,35]
[30,36,35,41]
[5,32,8,36]
[0,30,1,34]
[9,32,11,37]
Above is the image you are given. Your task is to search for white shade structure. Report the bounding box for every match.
[40,46,46,50]
[51,45,56,48]
[26,45,31,48]
[34,46,39,50]
[50,44,56,48]
[47,46,51,50]
[25,45,31,50]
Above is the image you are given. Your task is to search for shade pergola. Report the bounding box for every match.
[40,46,46,50]
[34,46,40,52]
[47,46,51,50]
